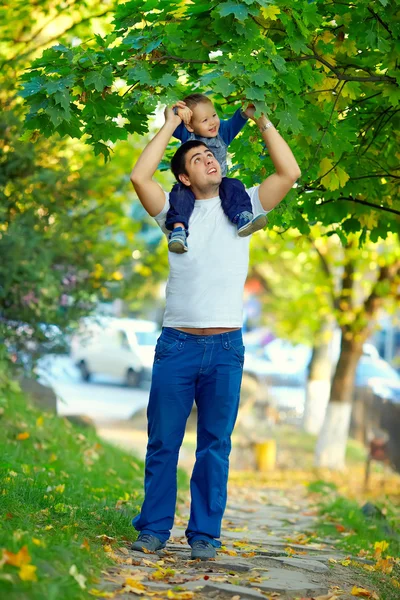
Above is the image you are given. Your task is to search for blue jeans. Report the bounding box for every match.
[132,327,244,548]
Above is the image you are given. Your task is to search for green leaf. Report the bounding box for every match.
[54,90,70,111]
[84,66,113,92]
[159,73,177,87]
[275,109,303,134]
[213,78,236,96]
[249,68,274,86]
[218,1,249,21]
[271,55,287,73]
[19,77,46,98]
[45,105,69,127]
[243,86,267,102]
[45,75,75,95]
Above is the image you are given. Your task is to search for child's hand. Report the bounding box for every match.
[243,103,256,120]
[177,106,193,125]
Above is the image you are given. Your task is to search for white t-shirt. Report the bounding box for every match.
[154,185,269,328]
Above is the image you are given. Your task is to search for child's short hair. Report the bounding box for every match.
[183,93,213,111]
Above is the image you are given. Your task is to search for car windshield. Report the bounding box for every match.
[356,360,400,385]
[135,331,160,346]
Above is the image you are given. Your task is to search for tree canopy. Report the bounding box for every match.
[18,0,400,241]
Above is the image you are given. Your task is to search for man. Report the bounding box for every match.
[130,103,301,560]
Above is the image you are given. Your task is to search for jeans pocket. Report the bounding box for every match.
[154,338,178,361]
[230,343,245,365]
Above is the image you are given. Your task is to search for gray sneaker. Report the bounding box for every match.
[190,539,217,560]
[131,533,166,553]
[168,227,188,253]
[237,212,267,237]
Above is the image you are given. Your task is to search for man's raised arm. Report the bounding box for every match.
[249,111,301,213]
[130,105,182,217]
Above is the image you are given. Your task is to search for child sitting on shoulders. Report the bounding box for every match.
[166,93,267,254]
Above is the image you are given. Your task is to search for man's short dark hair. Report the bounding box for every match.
[170,140,212,183]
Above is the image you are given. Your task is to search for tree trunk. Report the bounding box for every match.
[302,321,333,435]
[315,334,363,469]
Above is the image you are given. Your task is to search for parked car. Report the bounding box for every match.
[242,334,400,418]
[70,317,160,386]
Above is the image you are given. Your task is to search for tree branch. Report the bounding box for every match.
[148,54,218,65]
[307,236,338,310]
[317,196,400,217]
[364,262,400,319]
[368,7,393,37]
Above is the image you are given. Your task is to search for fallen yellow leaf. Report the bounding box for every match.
[124,578,146,590]
[80,539,90,551]
[89,589,115,598]
[19,564,37,582]
[3,546,31,567]
[351,586,379,599]
[166,591,194,600]
[375,558,393,574]
[374,541,389,559]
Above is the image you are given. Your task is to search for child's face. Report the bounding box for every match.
[187,101,220,138]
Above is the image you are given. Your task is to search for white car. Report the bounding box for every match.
[70,317,160,386]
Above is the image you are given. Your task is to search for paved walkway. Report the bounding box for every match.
[96,481,375,600]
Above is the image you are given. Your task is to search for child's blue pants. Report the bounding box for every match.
[165,177,253,232]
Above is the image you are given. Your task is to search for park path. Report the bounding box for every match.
[95,477,376,600]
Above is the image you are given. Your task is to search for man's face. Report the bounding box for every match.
[187,102,220,138]
[179,145,222,191]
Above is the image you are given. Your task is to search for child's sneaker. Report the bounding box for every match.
[168,227,188,253]
[236,211,267,237]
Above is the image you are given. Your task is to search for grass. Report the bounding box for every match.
[0,377,187,599]
[308,480,400,600]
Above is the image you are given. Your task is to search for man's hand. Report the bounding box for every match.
[164,103,184,125]
[165,101,192,126]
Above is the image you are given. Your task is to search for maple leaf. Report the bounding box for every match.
[2,546,31,567]
[262,5,281,21]
[19,564,38,582]
[351,586,379,599]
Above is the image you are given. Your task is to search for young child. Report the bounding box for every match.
[166,93,267,253]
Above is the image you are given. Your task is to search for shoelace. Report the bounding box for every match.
[139,534,155,544]
[192,540,210,548]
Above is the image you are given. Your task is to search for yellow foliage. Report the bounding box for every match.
[374,540,389,558]
[351,586,379,599]
[18,564,38,582]
[318,158,350,190]
[261,5,280,20]
[2,545,31,567]
[359,212,378,230]
[321,31,335,44]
